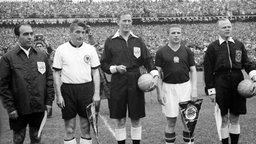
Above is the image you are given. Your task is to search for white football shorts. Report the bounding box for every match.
[162,80,192,117]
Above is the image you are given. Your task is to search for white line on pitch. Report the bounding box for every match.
[99,114,115,138]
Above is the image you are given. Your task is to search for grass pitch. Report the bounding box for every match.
[0,72,256,144]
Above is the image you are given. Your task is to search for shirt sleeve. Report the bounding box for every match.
[91,46,100,69]
[140,38,156,72]
[101,38,112,74]
[0,55,16,113]
[155,50,162,67]
[203,44,216,95]
[52,46,62,70]
[187,48,196,67]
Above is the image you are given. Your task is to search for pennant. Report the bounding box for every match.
[179,99,203,136]
[214,103,222,140]
[37,110,47,138]
[86,103,100,144]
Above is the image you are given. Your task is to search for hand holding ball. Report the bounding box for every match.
[237,79,256,98]
[138,73,155,92]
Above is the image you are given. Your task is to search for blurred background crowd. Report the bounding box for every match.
[0,0,256,19]
[0,0,256,70]
[1,22,256,70]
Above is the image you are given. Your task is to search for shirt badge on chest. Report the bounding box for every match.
[37,62,46,74]
[173,56,179,63]
[84,55,91,64]
[235,50,242,62]
[133,47,141,58]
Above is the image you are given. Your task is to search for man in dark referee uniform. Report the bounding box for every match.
[0,24,54,144]
[101,11,159,144]
[204,18,256,144]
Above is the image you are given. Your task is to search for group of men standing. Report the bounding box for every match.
[0,10,255,144]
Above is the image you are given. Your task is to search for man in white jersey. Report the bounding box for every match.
[52,20,100,144]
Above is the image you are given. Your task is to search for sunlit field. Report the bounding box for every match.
[1,72,256,144]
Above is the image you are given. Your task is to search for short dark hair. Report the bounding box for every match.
[70,19,87,32]
[14,24,31,36]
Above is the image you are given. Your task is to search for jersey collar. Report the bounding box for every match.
[111,30,138,39]
[219,36,235,45]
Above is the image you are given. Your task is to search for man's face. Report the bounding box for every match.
[169,27,182,44]
[35,43,46,53]
[218,19,232,39]
[18,25,34,49]
[70,25,85,46]
[117,14,132,33]
[35,43,44,49]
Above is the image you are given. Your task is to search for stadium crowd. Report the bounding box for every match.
[0,22,256,69]
[0,0,256,19]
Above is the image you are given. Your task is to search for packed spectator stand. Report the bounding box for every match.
[0,0,256,70]
[0,0,256,19]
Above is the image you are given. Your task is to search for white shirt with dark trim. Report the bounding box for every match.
[53,42,100,84]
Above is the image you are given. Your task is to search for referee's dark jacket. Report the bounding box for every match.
[101,32,156,74]
[204,38,255,95]
[0,44,54,115]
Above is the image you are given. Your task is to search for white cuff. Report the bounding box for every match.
[208,88,216,95]
[150,69,159,77]
[110,65,117,74]
[93,95,100,101]
[249,70,256,79]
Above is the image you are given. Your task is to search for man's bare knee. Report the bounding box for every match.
[166,117,177,133]
[131,118,140,128]
[221,114,229,127]
[80,116,90,137]
[116,118,126,128]
[229,114,240,125]
[167,117,177,128]
[64,119,76,139]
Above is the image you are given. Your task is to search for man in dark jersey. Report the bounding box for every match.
[204,18,256,144]
[155,24,197,144]
[101,11,159,144]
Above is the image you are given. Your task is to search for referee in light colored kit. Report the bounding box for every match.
[53,20,100,144]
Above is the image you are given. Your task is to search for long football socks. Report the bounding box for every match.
[165,132,176,144]
[131,126,142,144]
[115,127,126,144]
[221,125,229,144]
[229,124,240,144]
[183,131,194,144]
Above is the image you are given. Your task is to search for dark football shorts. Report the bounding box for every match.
[215,71,246,116]
[108,70,145,119]
[61,82,94,120]
[9,112,44,131]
